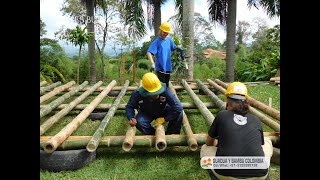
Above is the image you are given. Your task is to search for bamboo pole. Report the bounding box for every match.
[40,81,76,104]
[65,84,207,92]
[40,81,88,118]
[155,124,167,152]
[86,80,129,152]
[181,79,215,126]
[40,133,279,150]
[169,82,198,151]
[41,102,218,110]
[40,81,48,87]
[40,81,103,136]
[43,80,117,153]
[196,79,226,110]
[40,81,62,94]
[122,126,137,152]
[213,79,280,121]
[207,79,280,132]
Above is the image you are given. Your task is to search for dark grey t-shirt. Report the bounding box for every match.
[208,110,268,177]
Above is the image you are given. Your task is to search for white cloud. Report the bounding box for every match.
[40,0,280,55]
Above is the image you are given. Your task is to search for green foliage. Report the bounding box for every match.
[235,25,280,82]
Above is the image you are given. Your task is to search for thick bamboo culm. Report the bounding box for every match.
[43,80,117,153]
[40,133,279,150]
[207,79,280,132]
[169,82,198,151]
[40,81,103,136]
[181,79,215,126]
[40,81,88,118]
[40,81,76,104]
[122,126,137,152]
[86,80,129,152]
[65,84,210,92]
[40,81,48,87]
[41,102,218,110]
[155,124,167,152]
[214,79,280,121]
[196,79,226,110]
[40,81,62,94]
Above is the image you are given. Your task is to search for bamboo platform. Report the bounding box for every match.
[40,79,280,160]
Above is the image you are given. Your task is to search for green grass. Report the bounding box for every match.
[40,83,280,180]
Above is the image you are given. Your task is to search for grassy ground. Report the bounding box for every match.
[40,83,280,180]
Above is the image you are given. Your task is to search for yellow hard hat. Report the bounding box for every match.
[159,22,171,33]
[138,73,166,97]
[225,82,249,100]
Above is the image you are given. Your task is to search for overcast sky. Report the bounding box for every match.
[40,0,280,56]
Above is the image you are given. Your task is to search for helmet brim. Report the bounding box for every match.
[228,94,246,100]
[138,82,166,97]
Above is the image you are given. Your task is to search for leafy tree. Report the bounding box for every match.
[66,26,93,83]
[207,0,280,82]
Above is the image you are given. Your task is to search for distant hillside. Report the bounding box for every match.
[62,43,116,57]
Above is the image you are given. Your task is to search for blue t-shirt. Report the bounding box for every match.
[147,36,176,72]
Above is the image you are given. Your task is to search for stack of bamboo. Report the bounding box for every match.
[270,77,280,86]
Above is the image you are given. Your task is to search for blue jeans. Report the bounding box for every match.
[135,111,183,135]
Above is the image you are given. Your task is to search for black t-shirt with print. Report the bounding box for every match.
[208,110,268,177]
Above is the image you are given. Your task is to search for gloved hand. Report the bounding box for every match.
[150,63,155,72]
[176,47,185,60]
[154,117,165,127]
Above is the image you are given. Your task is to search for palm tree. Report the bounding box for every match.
[123,0,170,38]
[182,0,194,81]
[207,0,280,82]
[66,25,93,84]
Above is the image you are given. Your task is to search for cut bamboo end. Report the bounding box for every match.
[44,143,55,154]
[86,143,97,152]
[155,125,167,152]
[187,138,198,151]
[122,142,133,152]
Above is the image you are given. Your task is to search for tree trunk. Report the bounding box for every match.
[95,40,106,82]
[153,0,161,37]
[86,0,96,85]
[225,0,237,82]
[77,46,82,84]
[40,81,103,136]
[182,0,195,81]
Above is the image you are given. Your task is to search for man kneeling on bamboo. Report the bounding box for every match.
[125,72,183,135]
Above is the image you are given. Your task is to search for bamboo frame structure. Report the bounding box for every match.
[214,79,280,121]
[86,80,129,152]
[40,79,280,162]
[207,79,280,132]
[43,80,116,153]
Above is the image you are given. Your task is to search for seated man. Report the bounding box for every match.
[125,72,183,135]
[200,82,273,180]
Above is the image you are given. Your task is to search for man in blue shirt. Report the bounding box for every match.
[125,72,183,135]
[147,21,184,88]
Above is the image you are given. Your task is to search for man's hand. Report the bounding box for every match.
[154,117,165,126]
[150,63,155,72]
[176,47,185,60]
[129,118,137,126]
